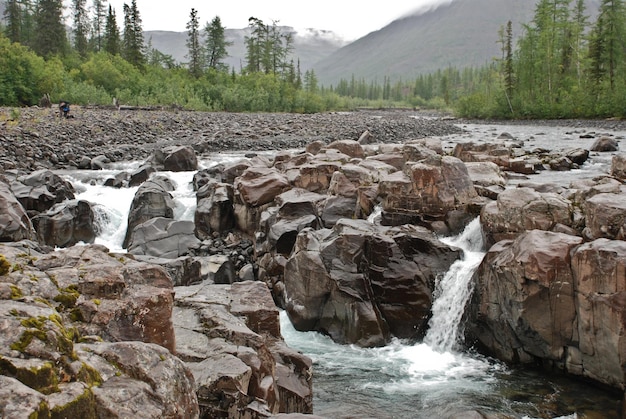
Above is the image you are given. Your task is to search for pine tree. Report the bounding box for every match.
[103,4,120,55]
[186,8,203,78]
[204,16,231,71]
[72,0,89,56]
[91,0,107,52]
[33,0,67,57]
[122,0,144,67]
[3,0,22,43]
[245,17,264,73]
[589,0,625,91]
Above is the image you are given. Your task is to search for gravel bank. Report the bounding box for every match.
[0,107,463,172]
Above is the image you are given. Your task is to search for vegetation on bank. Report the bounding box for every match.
[1,0,625,119]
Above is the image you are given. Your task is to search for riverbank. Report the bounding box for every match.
[0,107,464,173]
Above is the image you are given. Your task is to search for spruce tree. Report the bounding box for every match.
[72,0,89,56]
[91,0,107,52]
[33,0,67,57]
[589,0,626,90]
[204,16,231,71]
[103,4,120,55]
[122,0,144,67]
[3,0,22,43]
[186,8,203,78]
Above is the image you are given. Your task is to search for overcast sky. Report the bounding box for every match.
[78,0,453,41]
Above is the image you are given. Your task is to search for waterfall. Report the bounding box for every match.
[424,217,485,352]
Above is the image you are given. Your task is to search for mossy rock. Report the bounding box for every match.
[0,254,10,276]
[0,357,59,395]
[50,387,97,419]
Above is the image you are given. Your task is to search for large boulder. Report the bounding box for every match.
[10,169,75,214]
[380,155,478,230]
[122,175,176,249]
[467,230,583,363]
[150,145,198,172]
[584,192,626,241]
[481,187,574,247]
[570,239,626,388]
[194,181,236,239]
[283,219,460,346]
[0,179,35,242]
[467,232,626,390]
[174,280,313,417]
[31,200,98,247]
[590,136,619,152]
[612,153,626,181]
[127,217,201,259]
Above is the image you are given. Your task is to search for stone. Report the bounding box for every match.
[31,200,97,247]
[584,193,626,240]
[0,179,35,242]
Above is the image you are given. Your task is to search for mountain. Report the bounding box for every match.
[145,27,348,73]
[312,0,600,86]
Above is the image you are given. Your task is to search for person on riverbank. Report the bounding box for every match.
[59,101,71,118]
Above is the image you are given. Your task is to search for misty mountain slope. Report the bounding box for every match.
[313,0,599,86]
[146,27,347,73]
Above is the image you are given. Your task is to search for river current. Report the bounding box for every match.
[59,120,625,418]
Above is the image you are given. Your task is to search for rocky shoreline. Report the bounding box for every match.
[1,107,626,418]
[0,107,464,172]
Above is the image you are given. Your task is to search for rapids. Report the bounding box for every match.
[58,120,625,418]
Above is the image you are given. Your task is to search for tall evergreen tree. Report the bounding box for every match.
[103,4,120,55]
[3,0,22,43]
[122,0,144,67]
[588,0,625,90]
[204,16,231,71]
[185,8,203,78]
[33,0,67,57]
[72,0,90,56]
[91,0,107,52]
[245,17,264,73]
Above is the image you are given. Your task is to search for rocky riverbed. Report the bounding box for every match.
[0,106,464,172]
[1,106,626,418]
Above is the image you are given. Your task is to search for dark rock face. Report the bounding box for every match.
[0,179,35,242]
[283,219,460,346]
[10,169,75,215]
[31,200,98,247]
[122,175,176,249]
[127,217,201,258]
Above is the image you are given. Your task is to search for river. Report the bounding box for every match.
[60,119,625,418]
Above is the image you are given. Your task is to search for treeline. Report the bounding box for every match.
[332,0,626,119]
[0,0,373,112]
[2,0,626,118]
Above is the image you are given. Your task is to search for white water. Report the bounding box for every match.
[56,145,620,418]
[424,217,485,351]
[280,219,502,418]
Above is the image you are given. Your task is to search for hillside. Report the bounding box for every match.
[313,0,600,86]
[146,27,347,74]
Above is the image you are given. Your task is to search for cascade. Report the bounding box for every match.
[424,217,485,351]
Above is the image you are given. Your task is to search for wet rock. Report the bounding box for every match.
[283,219,460,346]
[31,200,97,247]
[122,175,176,249]
[0,178,35,242]
[10,169,75,214]
[127,217,201,259]
[612,153,626,181]
[590,136,619,152]
[584,192,626,240]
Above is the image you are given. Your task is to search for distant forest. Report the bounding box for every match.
[1,0,625,118]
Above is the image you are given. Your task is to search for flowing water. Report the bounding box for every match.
[280,219,621,418]
[57,121,626,418]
